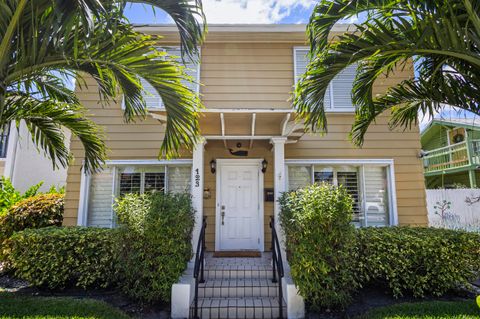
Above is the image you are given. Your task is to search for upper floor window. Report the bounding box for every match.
[140,47,200,110]
[294,48,356,112]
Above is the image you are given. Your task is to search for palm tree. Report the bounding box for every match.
[295,0,480,145]
[1,0,206,173]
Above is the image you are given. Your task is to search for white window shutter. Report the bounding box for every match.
[140,47,200,110]
[288,166,311,191]
[294,48,331,109]
[167,165,191,193]
[331,64,356,111]
[364,166,389,226]
[87,168,114,228]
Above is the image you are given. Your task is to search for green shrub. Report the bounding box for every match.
[7,227,117,289]
[0,193,64,242]
[0,193,64,264]
[279,183,358,310]
[114,191,194,303]
[356,227,480,298]
[0,178,43,216]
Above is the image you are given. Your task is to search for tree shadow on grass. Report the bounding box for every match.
[0,292,130,319]
[356,300,480,319]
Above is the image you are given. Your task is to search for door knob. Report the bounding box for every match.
[221,205,225,225]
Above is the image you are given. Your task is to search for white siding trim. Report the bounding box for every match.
[77,168,91,226]
[285,159,394,165]
[387,164,399,226]
[105,159,192,165]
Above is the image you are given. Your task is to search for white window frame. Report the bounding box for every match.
[122,46,201,110]
[77,159,193,227]
[293,46,355,113]
[285,159,398,226]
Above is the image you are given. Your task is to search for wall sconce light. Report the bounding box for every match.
[210,159,216,174]
[261,159,268,173]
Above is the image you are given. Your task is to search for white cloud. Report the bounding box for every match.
[201,0,315,24]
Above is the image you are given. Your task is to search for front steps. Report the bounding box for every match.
[190,253,287,319]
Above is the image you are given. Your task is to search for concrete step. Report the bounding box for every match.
[191,297,287,319]
[199,279,279,298]
[204,267,273,280]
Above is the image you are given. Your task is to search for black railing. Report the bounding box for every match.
[193,216,207,319]
[270,216,284,319]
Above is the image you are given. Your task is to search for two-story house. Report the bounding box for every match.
[421,118,480,188]
[64,24,428,319]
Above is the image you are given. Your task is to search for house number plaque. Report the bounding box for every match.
[194,168,200,187]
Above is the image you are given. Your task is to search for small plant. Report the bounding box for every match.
[114,191,194,303]
[279,183,357,310]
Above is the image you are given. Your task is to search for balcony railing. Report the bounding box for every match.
[423,139,480,174]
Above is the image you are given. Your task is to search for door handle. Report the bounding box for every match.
[221,205,225,225]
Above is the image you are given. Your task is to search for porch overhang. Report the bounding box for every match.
[149,108,306,146]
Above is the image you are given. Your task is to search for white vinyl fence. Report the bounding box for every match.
[426,189,480,232]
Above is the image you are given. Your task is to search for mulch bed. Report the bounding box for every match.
[305,282,479,319]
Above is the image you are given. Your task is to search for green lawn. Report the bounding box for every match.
[0,293,130,319]
[358,300,480,319]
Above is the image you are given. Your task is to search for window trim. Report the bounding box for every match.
[293,46,356,113]
[77,159,193,227]
[285,158,398,226]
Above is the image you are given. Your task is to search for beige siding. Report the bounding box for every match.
[200,43,294,109]
[64,29,427,240]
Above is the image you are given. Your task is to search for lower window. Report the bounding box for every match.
[287,163,393,227]
[87,165,191,227]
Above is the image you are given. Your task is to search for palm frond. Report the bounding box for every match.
[3,95,106,172]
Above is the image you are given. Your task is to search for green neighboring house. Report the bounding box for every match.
[421,118,480,189]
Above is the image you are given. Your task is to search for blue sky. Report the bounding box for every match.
[124,1,318,24]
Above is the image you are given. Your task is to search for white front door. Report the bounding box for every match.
[217,162,262,251]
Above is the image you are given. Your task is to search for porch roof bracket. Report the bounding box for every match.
[281,113,291,136]
[249,113,256,149]
[220,112,227,148]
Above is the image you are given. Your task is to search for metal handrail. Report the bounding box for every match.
[193,216,207,319]
[270,216,284,319]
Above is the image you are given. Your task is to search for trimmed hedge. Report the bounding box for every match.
[0,193,64,242]
[279,183,358,309]
[356,227,480,298]
[114,191,194,303]
[7,227,117,289]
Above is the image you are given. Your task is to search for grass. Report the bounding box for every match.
[0,293,130,319]
[358,300,480,319]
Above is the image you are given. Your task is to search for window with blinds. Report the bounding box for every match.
[313,166,361,224]
[87,165,191,228]
[140,47,200,109]
[294,48,356,112]
[287,164,392,227]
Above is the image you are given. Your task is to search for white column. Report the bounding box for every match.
[272,137,306,319]
[191,138,206,259]
[271,137,287,226]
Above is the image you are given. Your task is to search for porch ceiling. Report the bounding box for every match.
[149,108,306,143]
